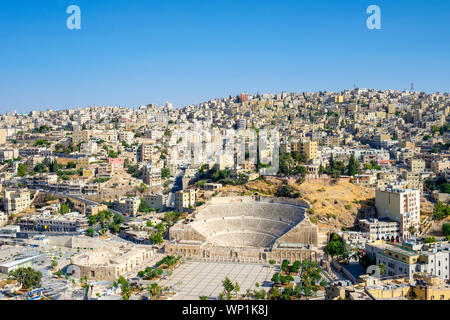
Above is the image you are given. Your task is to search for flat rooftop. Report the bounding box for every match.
[157,260,277,300]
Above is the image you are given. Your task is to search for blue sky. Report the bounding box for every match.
[0,0,449,113]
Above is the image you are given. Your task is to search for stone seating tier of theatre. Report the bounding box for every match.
[190,202,306,247]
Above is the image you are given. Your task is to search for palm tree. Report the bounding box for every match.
[147,283,162,299]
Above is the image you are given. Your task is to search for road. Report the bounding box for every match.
[166,170,183,209]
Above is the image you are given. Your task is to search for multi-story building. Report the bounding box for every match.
[286,140,318,161]
[236,119,247,130]
[80,141,98,155]
[373,134,391,148]
[0,149,19,162]
[403,171,423,191]
[19,212,88,233]
[302,140,318,161]
[112,197,140,216]
[3,189,31,215]
[145,129,163,140]
[375,188,421,239]
[408,159,426,173]
[0,129,7,145]
[366,241,450,281]
[119,131,134,145]
[143,165,161,187]
[359,218,400,241]
[143,194,164,211]
[108,157,125,170]
[431,161,450,175]
[72,130,91,146]
[137,143,153,162]
[175,189,196,213]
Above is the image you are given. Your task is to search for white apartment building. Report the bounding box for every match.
[359,218,400,241]
[3,189,32,215]
[143,165,162,187]
[80,141,98,155]
[0,149,19,162]
[375,187,421,239]
[366,241,450,281]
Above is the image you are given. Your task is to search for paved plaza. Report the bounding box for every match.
[158,260,277,300]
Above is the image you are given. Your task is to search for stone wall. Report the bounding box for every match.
[276,218,318,246]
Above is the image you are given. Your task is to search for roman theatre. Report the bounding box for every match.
[166,196,319,264]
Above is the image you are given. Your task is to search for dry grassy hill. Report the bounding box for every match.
[220,177,377,232]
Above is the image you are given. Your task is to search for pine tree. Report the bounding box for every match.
[347,154,360,176]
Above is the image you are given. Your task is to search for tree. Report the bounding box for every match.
[9,267,42,289]
[66,161,76,169]
[347,154,360,176]
[149,232,163,245]
[271,273,280,284]
[147,282,162,298]
[222,277,234,295]
[442,223,450,237]
[291,261,301,273]
[440,183,450,194]
[139,200,154,213]
[424,236,438,243]
[161,168,171,179]
[88,215,97,226]
[60,203,70,215]
[270,286,280,300]
[328,154,335,172]
[433,202,450,220]
[378,263,386,275]
[113,213,125,225]
[233,282,240,297]
[281,260,290,271]
[359,254,376,270]
[155,223,165,232]
[118,276,132,300]
[17,163,28,177]
[294,283,303,297]
[275,185,300,198]
[34,162,48,173]
[324,233,349,258]
[318,164,325,174]
[86,228,94,237]
[108,150,118,158]
[199,295,208,300]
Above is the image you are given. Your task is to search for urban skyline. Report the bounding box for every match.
[2,87,449,115]
[1,0,450,113]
